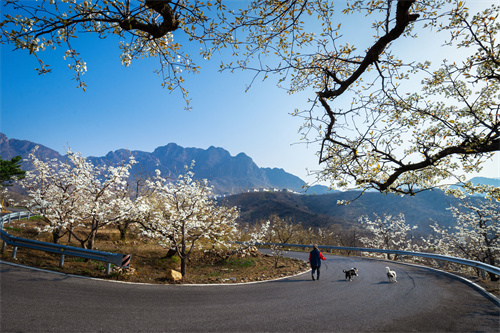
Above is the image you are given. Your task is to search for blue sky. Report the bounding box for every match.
[0,8,318,181]
[1,1,498,185]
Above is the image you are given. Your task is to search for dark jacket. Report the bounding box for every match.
[309,248,326,267]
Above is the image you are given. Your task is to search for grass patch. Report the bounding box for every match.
[224,258,256,268]
[4,226,22,232]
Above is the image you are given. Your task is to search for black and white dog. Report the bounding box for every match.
[386,266,397,282]
[343,268,358,281]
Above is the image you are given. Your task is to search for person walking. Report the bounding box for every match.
[309,244,326,281]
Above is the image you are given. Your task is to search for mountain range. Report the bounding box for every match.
[0,132,330,195]
[1,133,496,236]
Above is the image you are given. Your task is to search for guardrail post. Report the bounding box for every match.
[59,254,65,267]
[106,263,111,276]
[12,246,17,259]
[1,241,6,253]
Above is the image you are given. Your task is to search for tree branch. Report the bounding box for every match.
[318,0,419,99]
[119,0,179,39]
[376,138,500,192]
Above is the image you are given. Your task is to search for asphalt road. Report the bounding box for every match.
[1,252,499,332]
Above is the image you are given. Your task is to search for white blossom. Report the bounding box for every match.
[359,213,418,259]
[20,146,136,249]
[138,162,239,276]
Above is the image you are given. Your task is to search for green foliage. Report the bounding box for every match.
[224,258,256,268]
[207,271,221,277]
[0,156,25,186]
[155,256,180,266]
[169,256,181,264]
[4,226,22,232]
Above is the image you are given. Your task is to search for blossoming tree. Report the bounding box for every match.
[223,1,499,196]
[423,199,499,281]
[138,164,239,277]
[21,147,136,249]
[359,213,418,260]
[0,0,232,106]
[251,215,303,268]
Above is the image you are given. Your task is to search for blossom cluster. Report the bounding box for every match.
[358,213,419,259]
[138,163,240,256]
[20,146,135,248]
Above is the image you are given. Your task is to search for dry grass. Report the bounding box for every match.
[1,218,309,284]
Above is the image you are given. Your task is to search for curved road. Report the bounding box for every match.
[1,252,498,332]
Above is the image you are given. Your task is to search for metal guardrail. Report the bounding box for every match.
[252,242,500,277]
[2,211,497,279]
[0,211,131,275]
[1,211,32,224]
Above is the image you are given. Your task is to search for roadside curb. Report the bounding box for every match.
[0,259,311,287]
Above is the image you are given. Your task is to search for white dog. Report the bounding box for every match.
[386,266,397,282]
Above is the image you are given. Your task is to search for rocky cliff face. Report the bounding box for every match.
[85,143,274,194]
[0,133,313,195]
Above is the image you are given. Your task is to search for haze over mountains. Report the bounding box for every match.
[1,132,497,236]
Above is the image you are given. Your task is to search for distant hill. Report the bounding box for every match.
[448,176,500,195]
[261,167,306,191]
[221,190,487,236]
[2,132,496,196]
[219,191,351,229]
[0,133,62,162]
[468,177,500,187]
[0,132,331,195]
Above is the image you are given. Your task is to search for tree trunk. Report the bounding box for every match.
[86,219,100,250]
[86,227,98,250]
[164,248,177,258]
[52,231,60,244]
[180,256,187,277]
[487,271,499,281]
[67,224,74,243]
[118,225,127,241]
[87,235,95,250]
[486,257,499,281]
[52,228,64,244]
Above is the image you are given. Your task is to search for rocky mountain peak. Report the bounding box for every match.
[0,133,318,195]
